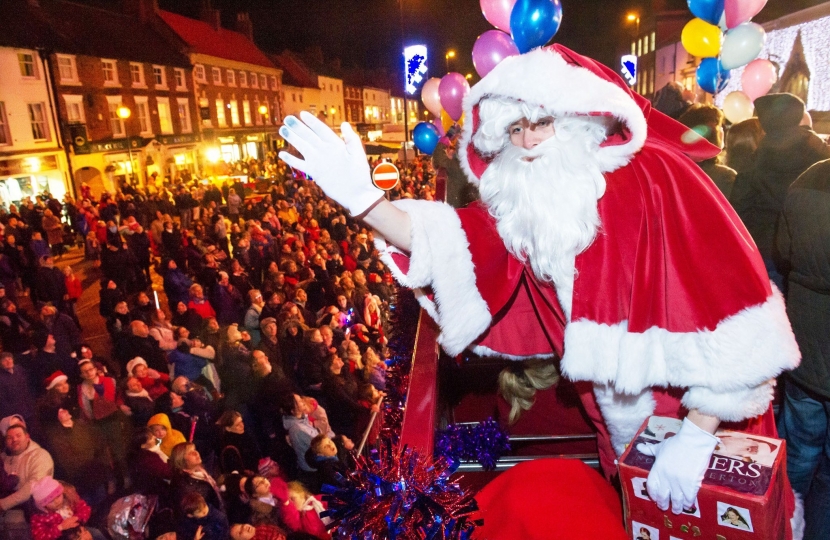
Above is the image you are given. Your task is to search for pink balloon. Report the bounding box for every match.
[421,78,443,118]
[472,30,520,78]
[439,73,470,122]
[433,119,446,137]
[725,0,767,29]
[741,58,778,101]
[480,0,517,32]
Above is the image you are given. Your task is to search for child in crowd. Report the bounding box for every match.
[127,357,170,400]
[84,231,101,267]
[355,383,385,449]
[63,265,82,327]
[147,413,186,457]
[121,376,155,427]
[177,492,229,540]
[363,348,387,392]
[243,474,289,527]
[229,523,287,540]
[306,435,348,491]
[29,477,103,540]
[280,481,330,540]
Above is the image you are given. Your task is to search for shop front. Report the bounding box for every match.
[0,151,71,207]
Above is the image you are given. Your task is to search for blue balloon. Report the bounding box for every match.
[413,122,440,155]
[510,0,563,54]
[687,0,724,25]
[696,57,731,94]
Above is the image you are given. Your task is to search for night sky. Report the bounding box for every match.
[158,0,644,85]
[156,0,829,90]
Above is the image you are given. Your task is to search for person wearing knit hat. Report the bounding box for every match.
[30,476,63,512]
[126,357,147,377]
[43,371,68,392]
[30,478,99,540]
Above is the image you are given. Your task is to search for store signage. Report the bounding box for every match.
[404,45,428,95]
[372,162,400,190]
[0,155,59,176]
[158,134,201,146]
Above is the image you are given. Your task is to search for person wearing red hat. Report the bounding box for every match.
[279,45,801,537]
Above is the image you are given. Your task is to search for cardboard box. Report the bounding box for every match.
[619,416,789,540]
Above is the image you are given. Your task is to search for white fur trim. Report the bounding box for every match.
[471,344,556,361]
[374,199,492,356]
[593,384,656,456]
[458,47,648,184]
[792,490,804,540]
[563,287,800,422]
[682,380,775,422]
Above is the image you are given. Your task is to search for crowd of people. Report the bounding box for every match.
[0,153,436,540]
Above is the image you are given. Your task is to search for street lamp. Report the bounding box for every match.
[445,50,456,73]
[329,107,337,126]
[116,105,135,185]
[626,13,640,36]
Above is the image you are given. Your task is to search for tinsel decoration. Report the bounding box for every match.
[435,418,511,471]
[323,441,479,539]
[378,288,419,444]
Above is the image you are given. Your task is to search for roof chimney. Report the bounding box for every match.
[124,0,158,23]
[200,0,221,30]
[235,12,253,41]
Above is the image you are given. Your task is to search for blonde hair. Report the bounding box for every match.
[287,480,310,498]
[498,358,560,424]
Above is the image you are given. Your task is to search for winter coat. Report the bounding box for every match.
[777,158,830,399]
[177,504,229,540]
[146,413,186,457]
[731,126,830,259]
[168,348,207,382]
[163,269,193,310]
[30,489,91,540]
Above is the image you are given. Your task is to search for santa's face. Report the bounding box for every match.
[508,117,556,150]
[477,113,607,304]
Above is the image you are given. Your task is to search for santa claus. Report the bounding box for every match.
[279,45,801,535]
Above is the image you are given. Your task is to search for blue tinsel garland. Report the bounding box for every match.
[435,418,511,471]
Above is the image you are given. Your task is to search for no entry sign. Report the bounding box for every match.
[372,162,400,191]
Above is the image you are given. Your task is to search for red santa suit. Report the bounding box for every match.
[376,46,800,524]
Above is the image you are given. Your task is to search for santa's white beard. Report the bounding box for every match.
[478,132,607,318]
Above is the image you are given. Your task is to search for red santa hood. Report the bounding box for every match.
[458,44,719,184]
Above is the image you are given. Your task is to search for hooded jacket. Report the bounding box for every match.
[147,413,186,457]
[0,438,54,510]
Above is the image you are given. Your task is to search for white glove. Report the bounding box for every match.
[636,418,718,514]
[278,111,384,216]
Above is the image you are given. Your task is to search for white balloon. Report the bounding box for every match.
[723,91,755,124]
[721,22,766,70]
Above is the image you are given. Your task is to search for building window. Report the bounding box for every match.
[227,69,236,86]
[229,99,240,126]
[250,74,258,88]
[130,63,145,86]
[153,66,167,88]
[63,95,85,123]
[108,101,125,137]
[216,97,227,127]
[253,98,262,125]
[28,103,50,141]
[157,98,173,134]
[174,68,186,90]
[270,75,277,90]
[212,67,222,85]
[18,52,37,78]
[195,64,206,83]
[631,42,636,56]
[243,100,252,125]
[336,84,340,92]
[299,94,303,103]
[56,55,78,83]
[102,60,118,85]
[177,98,192,133]
[291,93,296,102]
[260,74,267,89]
[135,98,151,135]
[0,102,10,145]
[239,72,248,87]
[651,31,656,53]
